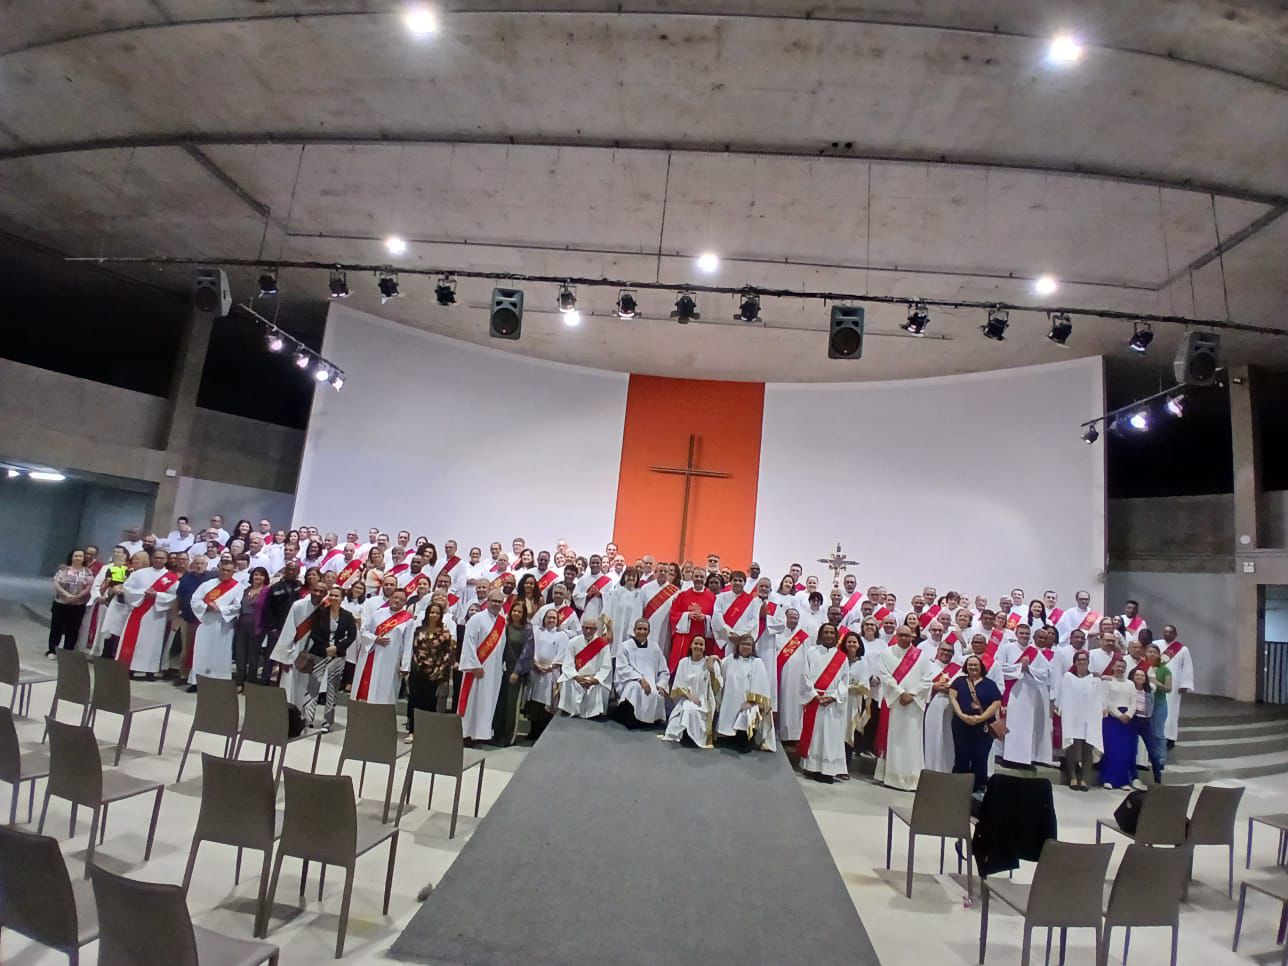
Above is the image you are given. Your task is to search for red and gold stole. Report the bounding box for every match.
[918,604,942,629]
[776,628,810,688]
[937,661,963,683]
[458,613,507,717]
[586,574,612,598]
[1163,639,1184,660]
[573,636,611,671]
[875,645,925,757]
[293,605,326,643]
[1077,610,1102,632]
[988,627,1006,649]
[721,591,756,630]
[943,630,962,651]
[537,569,560,594]
[503,594,516,616]
[798,648,848,759]
[355,608,413,700]
[335,558,363,587]
[374,608,414,638]
[1005,611,1021,630]
[839,591,863,620]
[557,604,576,625]
[1049,607,1064,625]
[318,548,344,569]
[643,583,680,619]
[387,563,409,578]
[202,578,240,607]
[117,570,182,666]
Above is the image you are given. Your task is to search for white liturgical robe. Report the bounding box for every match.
[1160,640,1194,742]
[998,642,1054,765]
[1057,671,1104,752]
[269,596,323,708]
[613,638,670,724]
[713,589,762,649]
[774,627,813,738]
[798,645,850,774]
[875,643,933,791]
[353,606,414,705]
[118,567,179,675]
[557,634,613,717]
[603,584,645,643]
[459,609,507,741]
[662,656,721,747]
[528,627,568,708]
[715,653,776,751]
[189,577,243,683]
[923,659,962,774]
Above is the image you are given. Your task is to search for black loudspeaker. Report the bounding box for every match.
[828,306,865,359]
[193,267,231,316]
[1173,331,1220,386]
[489,288,524,340]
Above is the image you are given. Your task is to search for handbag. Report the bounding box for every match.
[966,678,1007,739]
[294,651,316,674]
[1114,789,1146,834]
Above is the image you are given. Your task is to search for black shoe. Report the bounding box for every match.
[144,673,157,682]
[185,685,197,693]
[812,773,836,784]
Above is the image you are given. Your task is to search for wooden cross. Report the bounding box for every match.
[817,543,859,586]
[649,434,731,562]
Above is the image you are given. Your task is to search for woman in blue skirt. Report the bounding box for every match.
[1100,657,1138,789]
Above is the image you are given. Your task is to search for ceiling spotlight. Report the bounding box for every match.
[378,273,401,304]
[5,469,18,479]
[293,350,311,370]
[385,235,408,256]
[265,330,285,353]
[1081,425,1100,445]
[1047,312,1073,346]
[1129,410,1149,431]
[328,269,350,299]
[736,289,761,323]
[28,471,66,482]
[670,292,700,324]
[1034,274,1059,296]
[403,4,439,36]
[696,252,720,273]
[562,310,581,327]
[257,268,279,297]
[616,290,638,319]
[1166,394,1185,418]
[1048,33,1085,65]
[557,285,578,315]
[314,363,332,383]
[331,371,345,391]
[434,276,457,306]
[1128,323,1154,353]
[982,307,1009,341]
[902,301,930,336]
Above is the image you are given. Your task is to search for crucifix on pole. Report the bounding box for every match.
[649,434,731,562]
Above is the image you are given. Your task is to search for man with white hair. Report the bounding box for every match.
[557,615,613,718]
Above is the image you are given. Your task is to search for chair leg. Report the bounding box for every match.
[85,807,100,878]
[1043,927,1051,966]
[42,697,58,742]
[429,773,435,808]
[966,842,974,901]
[274,747,285,787]
[885,807,894,869]
[235,847,243,885]
[335,867,354,959]
[7,780,16,826]
[1227,843,1234,900]
[1021,925,1032,966]
[1169,924,1178,966]
[143,788,163,859]
[177,728,196,783]
[1247,817,1254,869]
[395,767,414,826]
[383,763,395,824]
[906,829,915,898]
[69,802,78,838]
[1123,926,1131,964]
[255,849,273,938]
[359,761,367,797]
[300,859,310,897]
[1098,926,1111,966]
[450,773,463,839]
[26,781,35,824]
[939,837,946,874]
[182,839,200,894]
[318,864,326,902]
[158,705,171,755]
[979,885,989,963]
[37,790,51,835]
[383,831,399,915]
[263,850,286,937]
[1058,926,1069,966]
[1233,883,1247,950]
[99,805,108,844]
[1095,820,1102,844]
[474,761,484,817]
[115,712,132,766]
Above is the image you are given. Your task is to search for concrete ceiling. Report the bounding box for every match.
[1,0,1286,382]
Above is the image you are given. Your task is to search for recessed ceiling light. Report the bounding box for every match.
[1048,33,1084,65]
[696,252,719,273]
[5,469,19,479]
[385,236,408,256]
[403,5,439,36]
[28,471,66,482]
[1034,274,1059,296]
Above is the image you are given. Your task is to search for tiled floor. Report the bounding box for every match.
[2,603,1284,965]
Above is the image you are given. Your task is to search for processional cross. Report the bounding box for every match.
[649,434,731,562]
[817,543,859,587]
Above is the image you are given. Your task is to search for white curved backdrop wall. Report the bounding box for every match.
[753,357,1105,607]
[294,305,629,551]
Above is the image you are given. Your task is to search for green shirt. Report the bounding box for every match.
[1149,664,1172,709]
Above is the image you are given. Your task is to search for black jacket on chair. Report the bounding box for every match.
[971,773,1059,877]
[306,608,357,660]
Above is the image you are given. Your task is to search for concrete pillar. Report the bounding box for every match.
[1229,365,1261,701]
[149,309,214,533]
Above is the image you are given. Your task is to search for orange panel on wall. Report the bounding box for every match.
[612,374,764,567]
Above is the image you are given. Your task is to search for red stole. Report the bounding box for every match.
[872,606,891,622]
[979,642,998,673]
[318,548,344,569]
[1125,615,1143,632]
[937,662,963,683]
[557,604,576,625]
[293,606,324,643]
[1077,610,1102,632]
[1002,645,1040,706]
[503,595,516,615]
[356,608,413,701]
[918,604,942,629]
[988,627,1006,649]
[643,583,679,620]
[335,558,363,587]
[440,555,461,578]
[1005,611,1021,630]
[775,628,809,691]
[447,592,461,608]
[759,599,777,639]
[585,574,612,598]
[117,570,181,666]
[457,613,507,718]
[943,630,961,651]
[202,578,239,607]
[1049,607,1064,625]
[573,636,610,671]
[387,563,409,579]
[721,591,756,630]
[875,645,924,757]
[839,591,863,619]
[537,569,559,594]
[1163,639,1184,660]
[798,648,847,759]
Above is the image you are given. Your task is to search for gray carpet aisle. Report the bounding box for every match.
[389,716,878,966]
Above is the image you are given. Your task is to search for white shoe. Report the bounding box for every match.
[1130,780,1148,791]
[1102,783,1113,790]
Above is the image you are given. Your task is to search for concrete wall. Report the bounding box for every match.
[77,487,155,553]
[172,477,295,537]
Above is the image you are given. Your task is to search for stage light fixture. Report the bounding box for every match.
[403,4,439,36]
[670,292,700,324]
[257,268,279,297]
[557,285,578,315]
[1129,410,1149,431]
[736,289,761,323]
[1081,425,1100,444]
[434,276,457,306]
[1034,274,1059,296]
[1047,312,1073,346]
[1128,322,1154,353]
[902,301,930,336]
[378,273,401,304]
[293,350,311,369]
[265,330,285,353]
[5,469,18,479]
[1166,394,1185,418]
[385,235,408,256]
[616,290,638,319]
[982,307,1009,341]
[1048,33,1084,65]
[696,252,719,273]
[28,471,66,482]
[313,363,332,382]
[328,269,350,299]
[331,372,345,391]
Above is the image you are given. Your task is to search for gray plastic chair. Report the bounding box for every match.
[0,825,98,965]
[40,650,92,742]
[980,840,1114,966]
[88,656,172,766]
[91,863,279,966]
[395,709,486,838]
[1,705,50,824]
[1100,843,1188,966]
[336,701,409,823]
[234,684,290,785]
[1096,784,1194,847]
[182,754,282,938]
[885,769,975,899]
[1232,872,1288,964]
[0,632,55,717]
[176,676,241,783]
[263,768,400,957]
[1185,783,1246,898]
[37,717,165,877]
